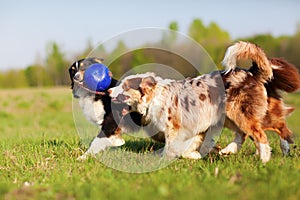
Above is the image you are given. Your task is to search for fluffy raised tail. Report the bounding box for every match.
[269,58,300,93]
[222,41,273,83]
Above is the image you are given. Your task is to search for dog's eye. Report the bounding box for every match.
[138,87,144,97]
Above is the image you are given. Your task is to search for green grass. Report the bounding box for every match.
[0,87,300,200]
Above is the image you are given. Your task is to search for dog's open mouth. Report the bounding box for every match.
[112,94,130,103]
[113,95,130,116]
[111,94,131,116]
[122,106,130,116]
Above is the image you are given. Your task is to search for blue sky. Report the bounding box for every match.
[1,0,299,70]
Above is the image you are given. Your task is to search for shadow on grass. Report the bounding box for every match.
[40,139,77,150]
[119,139,165,153]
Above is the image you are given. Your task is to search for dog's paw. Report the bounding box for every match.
[219,142,238,156]
[76,154,89,161]
[182,151,202,159]
[259,143,272,163]
[109,136,125,146]
[280,138,290,156]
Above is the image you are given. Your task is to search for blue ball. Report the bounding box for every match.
[83,63,112,91]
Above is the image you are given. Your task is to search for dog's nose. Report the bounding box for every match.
[74,73,80,81]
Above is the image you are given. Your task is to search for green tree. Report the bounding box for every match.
[25,65,53,87]
[78,39,95,58]
[188,19,231,68]
[107,41,129,78]
[169,21,178,31]
[161,21,179,46]
[188,19,207,44]
[45,42,69,86]
[0,69,28,88]
[285,31,300,68]
[89,42,108,62]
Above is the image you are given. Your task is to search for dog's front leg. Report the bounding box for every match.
[182,134,203,159]
[199,124,223,157]
[77,132,125,161]
[162,130,177,159]
[163,129,202,160]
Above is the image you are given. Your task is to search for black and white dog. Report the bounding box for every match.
[69,57,125,160]
[69,57,164,160]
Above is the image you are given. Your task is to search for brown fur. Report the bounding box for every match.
[224,69,269,145]
[267,58,300,97]
[261,57,300,143]
[222,41,273,82]
[221,41,300,162]
[263,97,294,143]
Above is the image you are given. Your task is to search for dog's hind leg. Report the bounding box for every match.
[248,124,272,163]
[223,117,272,163]
[236,125,272,163]
[280,137,290,156]
[263,98,295,155]
[263,127,291,156]
[219,131,246,156]
[275,123,293,155]
[220,118,246,155]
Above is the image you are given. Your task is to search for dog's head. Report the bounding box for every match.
[68,57,104,98]
[109,73,158,114]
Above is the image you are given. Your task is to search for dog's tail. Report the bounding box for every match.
[269,58,300,93]
[222,41,272,83]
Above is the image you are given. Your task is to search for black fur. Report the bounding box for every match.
[68,57,143,139]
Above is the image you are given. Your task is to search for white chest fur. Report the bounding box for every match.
[79,96,105,127]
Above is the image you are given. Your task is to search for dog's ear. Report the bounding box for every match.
[140,76,157,89]
[68,62,78,89]
[139,76,157,100]
[93,57,104,63]
[124,78,142,91]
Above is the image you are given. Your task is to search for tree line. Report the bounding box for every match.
[1,18,300,88]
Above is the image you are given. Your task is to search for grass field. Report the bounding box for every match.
[0,87,300,200]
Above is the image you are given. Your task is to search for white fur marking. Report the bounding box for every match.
[75,61,79,70]
[259,143,272,163]
[220,132,244,155]
[77,136,125,161]
[79,97,105,126]
[222,45,238,73]
[182,151,202,159]
[271,64,282,70]
[220,142,238,155]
